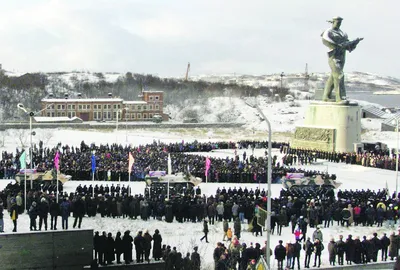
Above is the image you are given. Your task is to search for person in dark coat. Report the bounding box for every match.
[303,237,314,268]
[292,240,301,270]
[234,217,241,239]
[60,198,70,230]
[73,196,85,229]
[106,232,115,265]
[143,230,153,262]
[0,200,4,232]
[191,246,201,270]
[274,240,286,270]
[182,252,192,270]
[381,233,390,261]
[93,231,101,261]
[98,231,107,265]
[49,198,60,230]
[354,236,362,264]
[371,232,382,262]
[313,239,323,268]
[38,197,49,231]
[29,201,38,231]
[345,234,355,265]
[134,231,145,263]
[200,219,209,243]
[114,231,123,264]
[122,230,133,264]
[336,234,346,265]
[153,229,163,261]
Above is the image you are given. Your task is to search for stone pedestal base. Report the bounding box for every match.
[292,101,361,152]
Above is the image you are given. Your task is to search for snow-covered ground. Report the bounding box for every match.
[1,95,400,269]
[0,147,398,269]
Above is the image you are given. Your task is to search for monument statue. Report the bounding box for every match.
[321,17,363,102]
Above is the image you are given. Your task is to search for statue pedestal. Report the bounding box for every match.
[292,101,361,152]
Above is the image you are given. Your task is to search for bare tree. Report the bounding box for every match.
[14,129,29,149]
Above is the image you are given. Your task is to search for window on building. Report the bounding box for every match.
[57,105,61,110]
[149,113,153,118]
[113,104,117,109]
[155,105,159,110]
[79,105,82,110]
[149,105,153,110]
[94,105,97,110]
[155,96,159,100]
[131,113,135,119]
[107,112,111,119]
[138,106,141,111]
[108,105,111,109]
[104,104,107,109]
[87,104,91,110]
[67,104,72,110]
[47,112,51,117]
[143,106,147,110]
[143,113,147,119]
[72,105,76,110]
[137,113,141,119]
[149,96,154,101]
[57,112,61,117]
[113,112,117,119]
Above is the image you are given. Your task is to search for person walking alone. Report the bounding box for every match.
[200,219,209,243]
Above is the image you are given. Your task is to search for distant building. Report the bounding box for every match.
[41,91,167,122]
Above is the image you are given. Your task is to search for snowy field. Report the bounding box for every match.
[1,145,399,269]
[1,99,400,269]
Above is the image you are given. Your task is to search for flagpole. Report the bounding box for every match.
[92,171,95,198]
[56,169,59,203]
[24,168,27,213]
[128,172,131,197]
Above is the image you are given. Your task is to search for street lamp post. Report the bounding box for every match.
[255,105,272,270]
[393,119,399,196]
[17,103,52,188]
[280,72,285,90]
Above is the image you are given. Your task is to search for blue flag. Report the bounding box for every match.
[91,154,96,173]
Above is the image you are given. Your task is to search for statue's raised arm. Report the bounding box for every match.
[321,17,363,103]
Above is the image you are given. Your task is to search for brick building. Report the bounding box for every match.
[41,91,166,121]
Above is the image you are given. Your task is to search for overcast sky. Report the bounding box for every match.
[0,0,398,78]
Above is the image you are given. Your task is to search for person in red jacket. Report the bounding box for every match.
[353,205,361,225]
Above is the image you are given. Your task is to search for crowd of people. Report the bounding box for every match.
[90,229,201,269]
[0,140,305,183]
[286,147,400,171]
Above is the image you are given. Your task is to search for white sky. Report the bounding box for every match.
[0,0,398,77]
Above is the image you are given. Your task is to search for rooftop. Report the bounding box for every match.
[42,98,124,102]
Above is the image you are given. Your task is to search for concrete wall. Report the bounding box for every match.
[84,262,165,270]
[318,261,395,270]
[0,229,93,270]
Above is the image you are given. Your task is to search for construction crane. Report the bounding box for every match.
[184,62,190,81]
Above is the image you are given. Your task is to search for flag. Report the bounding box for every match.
[19,151,26,170]
[91,154,96,173]
[128,152,135,174]
[54,151,60,170]
[205,157,211,177]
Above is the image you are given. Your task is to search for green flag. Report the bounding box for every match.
[19,151,26,170]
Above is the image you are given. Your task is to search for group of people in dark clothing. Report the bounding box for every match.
[1,140,318,184]
[286,147,400,171]
[92,229,201,269]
